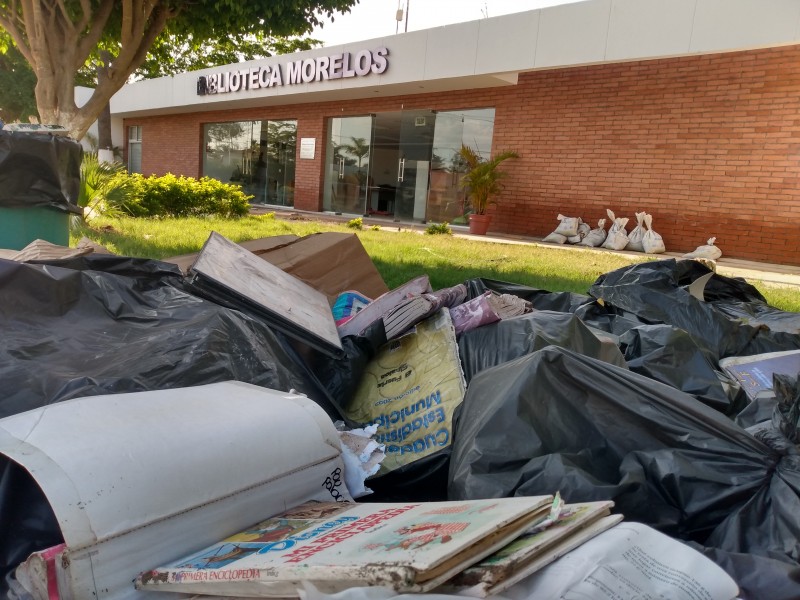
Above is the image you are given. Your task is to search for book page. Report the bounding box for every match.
[504,523,738,600]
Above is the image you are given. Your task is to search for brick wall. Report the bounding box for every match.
[125,44,800,265]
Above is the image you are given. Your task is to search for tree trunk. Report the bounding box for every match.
[97,51,113,162]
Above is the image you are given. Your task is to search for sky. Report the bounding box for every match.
[311,0,580,46]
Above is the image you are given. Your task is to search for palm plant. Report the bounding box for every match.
[458,145,519,215]
[75,152,135,226]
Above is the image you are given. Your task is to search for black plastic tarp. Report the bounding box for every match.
[0,255,337,419]
[0,131,82,214]
[589,259,800,360]
[619,324,744,415]
[449,346,800,569]
[458,310,626,384]
[465,277,593,313]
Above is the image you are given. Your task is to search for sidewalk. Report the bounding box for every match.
[255,206,800,289]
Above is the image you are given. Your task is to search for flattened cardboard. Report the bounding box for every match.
[189,231,344,358]
[255,232,389,302]
[165,233,387,304]
[164,234,299,274]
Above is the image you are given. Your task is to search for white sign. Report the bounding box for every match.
[300,138,316,160]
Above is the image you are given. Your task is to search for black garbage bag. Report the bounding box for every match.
[589,259,800,360]
[0,461,62,593]
[464,277,593,313]
[0,131,82,214]
[774,373,800,443]
[685,542,800,600]
[573,300,648,336]
[0,254,335,419]
[458,310,626,384]
[449,346,800,567]
[619,324,745,415]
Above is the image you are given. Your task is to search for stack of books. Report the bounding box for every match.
[134,496,621,598]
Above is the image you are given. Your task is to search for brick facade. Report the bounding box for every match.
[125,44,800,265]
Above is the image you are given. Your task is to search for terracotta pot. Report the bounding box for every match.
[468,213,492,235]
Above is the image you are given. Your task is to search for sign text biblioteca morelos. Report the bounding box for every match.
[196,48,389,95]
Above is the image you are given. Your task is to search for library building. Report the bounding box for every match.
[109,0,800,264]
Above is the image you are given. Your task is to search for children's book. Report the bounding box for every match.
[441,500,620,597]
[136,496,552,598]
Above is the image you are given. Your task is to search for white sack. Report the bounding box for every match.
[567,222,591,244]
[554,214,581,237]
[601,209,630,251]
[642,213,666,254]
[683,237,722,260]
[543,231,567,244]
[625,211,647,252]
[577,219,607,247]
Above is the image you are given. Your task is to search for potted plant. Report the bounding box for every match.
[458,144,519,235]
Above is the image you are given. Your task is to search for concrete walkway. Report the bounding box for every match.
[255,206,800,289]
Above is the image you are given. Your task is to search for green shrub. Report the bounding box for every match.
[117,173,251,218]
[425,222,452,235]
[347,217,364,230]
[370,224,381,231]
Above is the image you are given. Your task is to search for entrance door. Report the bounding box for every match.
[369,110,435,221]
[323,116,373,214]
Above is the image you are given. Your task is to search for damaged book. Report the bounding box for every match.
[135,496,553,598]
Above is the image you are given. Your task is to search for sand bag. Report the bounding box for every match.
[577,219,607,247]
[601,209,630,251]
[625,211,647,252]
[543,214,580,244]
[684,237,722,260]
[642,214,666,254]
[554,214,581,237]
[567,221,591,244]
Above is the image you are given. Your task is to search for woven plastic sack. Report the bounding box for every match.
[684,237,722,260]
[577,219,607,247]
[642,214,666,254]
[601,209,630,251]
[625,211,647,252]
[554,214,581,237]
[567,222,591,244]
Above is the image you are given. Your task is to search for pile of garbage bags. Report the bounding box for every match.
[1,238,799,598]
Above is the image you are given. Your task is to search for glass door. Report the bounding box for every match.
[370,110,435,221]
[323,116,373,214]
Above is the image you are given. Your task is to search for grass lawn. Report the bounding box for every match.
[72,215,800,312]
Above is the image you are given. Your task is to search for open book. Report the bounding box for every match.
[135,496,553,597]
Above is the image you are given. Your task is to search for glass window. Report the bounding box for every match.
[128,125,142,174]
[428,108,495,224]
[323,116,373,214]
[202,120,297,207]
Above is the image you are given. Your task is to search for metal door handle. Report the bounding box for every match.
[397,158,405,182]
[338,158,344,180]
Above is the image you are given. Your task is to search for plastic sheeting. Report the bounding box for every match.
[589,259,800,360]
[449,347,800,569]
[0,255,339,419]
[458,310,626,384]
[619,324,744,415]
[0,131,82,214]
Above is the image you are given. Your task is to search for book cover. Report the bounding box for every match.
[443,501,618,597]
[345,309,466,475]
[721,350,800,401]
[136,496,552,597]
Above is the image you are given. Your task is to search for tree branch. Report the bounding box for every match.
[73,0,115,71]
[0,1,34,65]
[52,0,73,32]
